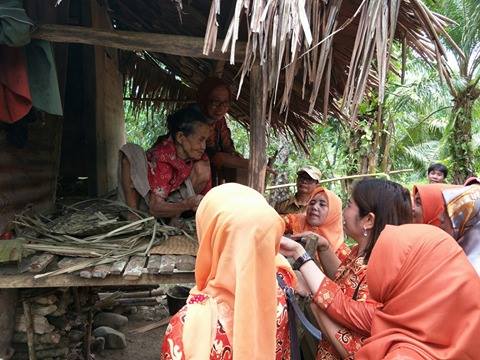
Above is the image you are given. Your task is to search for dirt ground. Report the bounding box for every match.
[97,304,170,360]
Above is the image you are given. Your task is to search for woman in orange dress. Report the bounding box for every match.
[280,179,412,359]
[356,224,480,359]
[161,183,296,360]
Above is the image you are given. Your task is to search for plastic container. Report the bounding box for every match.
[166,285,191,315]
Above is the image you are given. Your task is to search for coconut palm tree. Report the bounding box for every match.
[426,0,480,183]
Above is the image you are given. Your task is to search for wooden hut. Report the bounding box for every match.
[0,0,458,357]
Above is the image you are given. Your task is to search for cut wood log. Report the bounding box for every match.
[19,253,56,273]
[123,256,146,280]
[31,305,57,316]
[158,255,176,274]
[92,263,112,279]
[33,295,57,306]
[110,259,128,275]
[16,314,54,335]
[57,257,86,269]
[146,255,162,274]
[12,331,61,345]
[79,267,94,279]
[175,255,195,272]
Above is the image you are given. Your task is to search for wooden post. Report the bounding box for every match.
[90,0,126,195]
[248,63,267,193]
[22,301,37,360]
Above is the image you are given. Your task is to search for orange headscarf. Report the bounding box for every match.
[356,224,480,359]
[413,184,460,227]
[182,183,295,360]
[284,187,344,251]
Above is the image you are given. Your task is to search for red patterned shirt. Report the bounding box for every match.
[206,117,236,156]
[146,136,210,199]
[313,245,377,359]
[161,269,294,360]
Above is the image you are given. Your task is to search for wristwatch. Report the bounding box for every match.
[292,252,313,271]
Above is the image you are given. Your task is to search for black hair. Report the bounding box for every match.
[352,178,412,263]
[167,105,209,140]
[427,163,448,177]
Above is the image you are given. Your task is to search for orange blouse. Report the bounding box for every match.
[312,246,378,359]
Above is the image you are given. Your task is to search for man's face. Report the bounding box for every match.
[296,172,318,195]
[428,170,445,184]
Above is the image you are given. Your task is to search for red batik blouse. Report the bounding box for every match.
[161,269,294,360]
[146,136,210,199]
[313,245,378,360]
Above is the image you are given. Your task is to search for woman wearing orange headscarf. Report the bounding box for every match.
[160,183,296,360]
[412,183,460,227]
[414,183,480,274]
[356,224,480,359]
[283,186,345,253]
[280,179,412,359]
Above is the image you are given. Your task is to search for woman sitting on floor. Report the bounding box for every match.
[356,224,480,359]
[161,183,296,359]
[413,183,480,274]
[280,179,412,359]
[119,105,212,220]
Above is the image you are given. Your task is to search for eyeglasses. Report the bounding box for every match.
[209,100,231,109]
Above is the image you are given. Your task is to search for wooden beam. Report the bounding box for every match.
[31,24,246,61]
[248,62,267,192]
[0,273,194,289]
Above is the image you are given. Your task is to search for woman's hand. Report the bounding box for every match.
[280,236,306,259]
[184,195,204,211]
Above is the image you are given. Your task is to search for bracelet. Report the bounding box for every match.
[292,252,313,271]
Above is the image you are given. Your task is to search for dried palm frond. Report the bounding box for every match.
[119,51,196,117]
[203,0,457,127]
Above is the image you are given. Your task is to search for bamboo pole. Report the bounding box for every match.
[265,169,414,191]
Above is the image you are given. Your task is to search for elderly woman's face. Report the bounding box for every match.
[206,86,230,121]
[306,192,329,226]
[177,122,211,160]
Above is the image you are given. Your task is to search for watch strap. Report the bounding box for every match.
[292,252,313,271]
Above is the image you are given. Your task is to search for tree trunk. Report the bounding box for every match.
[449,95,475,184]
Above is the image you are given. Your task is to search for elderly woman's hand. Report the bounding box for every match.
[280,236,306,259]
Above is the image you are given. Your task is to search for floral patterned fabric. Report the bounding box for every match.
[206,117,236,156]
[146,136,210,199]
[161,269,293,360]
[313,245,372,360]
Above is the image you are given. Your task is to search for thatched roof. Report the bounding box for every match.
[110,0,455,150]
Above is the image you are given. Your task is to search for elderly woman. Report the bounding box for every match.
[356,224,480,359]
[281,179,412,359]
[413,183,480,274]
[119,106,212,219]
[161,183,296,359]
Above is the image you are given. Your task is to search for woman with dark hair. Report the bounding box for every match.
[119,105,212,219]
[197,77,249,183]
[280,179,412,360]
